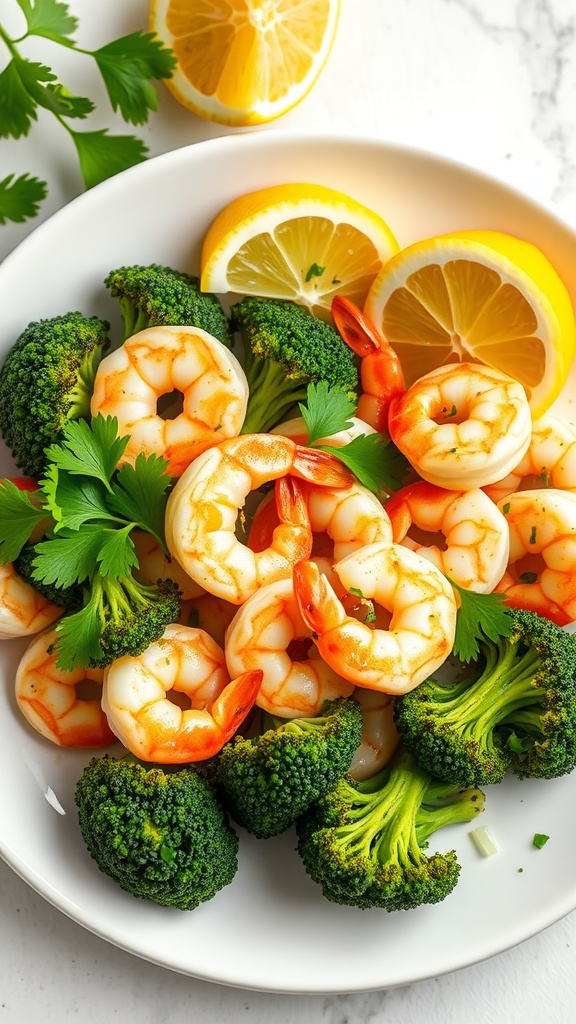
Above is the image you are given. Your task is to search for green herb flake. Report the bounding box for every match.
[160,844,176,864]
[533,833,550,849]
[305,263,326,282]
[529,526,537,545]
[502,502,511,514]
[519,572,538,584]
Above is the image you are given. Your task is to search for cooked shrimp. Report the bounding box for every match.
[385,480,509,593]
[348,686,401,781]
[495,488,576,626]
[248,479,393,564]
[388,362,532,490]
[331,295,405,432]
[225,574,354,718]
[484,413,576,502]
[132,530,205,601]
[178,592,237,649]
[165,433,353,604]
[101,623,262,762]
[0,562,63,639]
[293,542,457,695]
[271,413,377,446]
[90,325,249,477]
[15,627,114,747]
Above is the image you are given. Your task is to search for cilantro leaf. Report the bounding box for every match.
[317,433,407,495]
[0,59,54,138]
[44,416,128,491]
[31,526,105,588]
[52,593,104,671]
[108,453,172,551]
[299,381,356,445]
[0,481,48,564]
[69,127,148,188]
[449,579,514,663]
[92,31,177,126]
[16,0,78,44]
[0,172,47,225]
[97,525,138,578]
[37,83,94,119]
[44,472,115,532]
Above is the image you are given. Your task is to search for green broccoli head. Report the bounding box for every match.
[14,543,85,612]
[296,749,485,912]
[0,312,110,479]
[54,572,181,672]
[214,697,363,838]
[394,609,576,788]
[75,756,239,910]
[105,264,232,346]
[230,297,359,435]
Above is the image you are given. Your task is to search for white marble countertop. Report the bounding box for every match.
[1,0,576,1019]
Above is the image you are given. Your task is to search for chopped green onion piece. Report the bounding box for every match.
[533,833,549,849]
[469,825,498,857]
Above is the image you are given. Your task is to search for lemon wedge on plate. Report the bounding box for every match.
[200,182,399,319]
[364,229,576,419]
[150,0,341,126]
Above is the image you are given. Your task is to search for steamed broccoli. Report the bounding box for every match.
[105,263,231,346]
[394,609,576,788]
[57,571,181,671]
[297,749,484,911]
[230,296,359,434]
[214,697,363,838]
[0,312,110,478]
[75,755,239,910]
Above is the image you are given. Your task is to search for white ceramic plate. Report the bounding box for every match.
[1,132,576,994]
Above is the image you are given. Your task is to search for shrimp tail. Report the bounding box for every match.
[276,476,309,529]
[293,560,346,634]
[331,294,387,358]
[210,668,263,744]
[292,446,354,488]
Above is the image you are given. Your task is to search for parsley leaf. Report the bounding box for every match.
[53,589,104,671]
[449,579,514,663]
[37,83,94,119]
[16,0,77,44]
[0,481,48,564]
[0,59,54,138]
[109,453,172,551]
[299,381,356,444]
[96,525,138,578]
[92,31,177,125]
[31,526,106,588]
[44,472,115,532]
[44,415,129,491]
[317,433,405,495]
[0,172,47,224]
[69,127,148,188]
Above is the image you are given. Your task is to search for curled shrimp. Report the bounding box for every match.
[294,542,457,695]
[178,592,237,649]
[0,562,63,639]
[101,623,262,763]
[331,295,405,432]
[248,478,393,565]
[348,687,401,781]
[385,480,509,593]
[224,571,354,718]
[15,627,115,747]
[132,530,205,601]
[271,413,377,446]
[484,413,576,502]
[495,488,576,626]
[165,432,353,605]
[388,362,532,490]
[90,325,248,477]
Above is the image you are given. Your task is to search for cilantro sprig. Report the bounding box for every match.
[299,381,409,494]
[449,578,514,663]
[0,1,176,223]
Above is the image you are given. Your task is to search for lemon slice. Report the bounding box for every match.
[200,182,399,319]
[150,0,341,126]
[364,229,576,418]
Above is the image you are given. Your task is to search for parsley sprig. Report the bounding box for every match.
[299,381,409,494]
[449,578,514,663]
[0,0,176,224]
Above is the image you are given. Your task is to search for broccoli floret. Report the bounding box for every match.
[296,749,485,912]
[0,312,110,478]
[75,755,238,910]
[214,697,363,838]
[56,572,181,671]
[394,609,576,788]
[230,296,359,434]
[105,264,231,346]
[14,543,84,612]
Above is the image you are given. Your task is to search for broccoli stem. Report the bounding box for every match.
[100,573,159,625]
[119,298,151,340]
[241,358,308,435]
[65,346,105,420]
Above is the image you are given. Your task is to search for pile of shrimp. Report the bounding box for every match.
[4,289,576,784]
